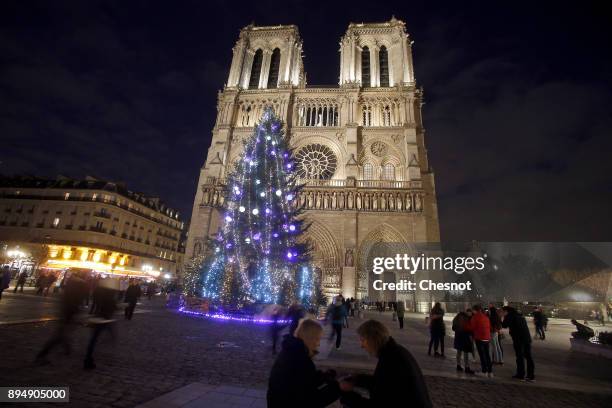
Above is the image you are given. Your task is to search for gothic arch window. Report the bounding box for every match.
[383,163,395,180]
[363,163,374,180]
[249,49,263,89]
[379,46,389,87]
[382,105,391,126]
[361,46,370,87]
[267,48,281,88]
[362,105,372,126]
[295,144,337,179]
[241,105,252,126]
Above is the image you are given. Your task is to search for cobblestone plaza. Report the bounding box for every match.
[1,292,610,407]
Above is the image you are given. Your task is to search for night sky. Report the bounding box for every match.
[1,1,611,242]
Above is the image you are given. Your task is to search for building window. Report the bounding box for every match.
[382,105,392,126]
[362,105,372,126]
[92,193,98,201]
[267,48,281,88]
[379,46,389,87]
[363,163,374,180]
[249,49,263,89]
[53,217,60,228]
[383,163,395,180]
[295,144,338,180]
[361,46,370,87]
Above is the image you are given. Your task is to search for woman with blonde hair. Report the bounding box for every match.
[267,318,340,407]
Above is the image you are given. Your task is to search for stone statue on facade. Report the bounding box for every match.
[345,248,354,267]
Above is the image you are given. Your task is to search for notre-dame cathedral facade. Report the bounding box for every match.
[186,18,440,302]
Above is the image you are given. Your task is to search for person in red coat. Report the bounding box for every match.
[468,304,493,376]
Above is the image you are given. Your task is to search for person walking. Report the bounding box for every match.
[452,311,475,374]
[533,307,545,340]
[84,278,118,369]
[123,279,141,320]
[428,302,446,357]
[14,270,28,293]
[43,272,56,296]
[488,304,504,365]
[35,271,88,364]
[469,304,493,377]
[340,320,432,408]
[35,271,46,295]
[286,303,305,336]
[341,296,350,328]
[502,306,535,381]
[89,275,102,314]
[0,266,11,301]
[146,280,157,300]
[396,300,406,329]
[118,277,128,301]
[267,319,340,408]
[327,297,347,350]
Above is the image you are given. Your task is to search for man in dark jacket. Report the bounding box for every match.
[84,278,117,369]
[340,320,432,408]
[14,270,28,293]
[123,279,141,320]
[327,297,347,349]
[533,307,545,340]
[35,271,88,364]
[0,265,12,300]
[267,319,340,408]
[502,306,535,381]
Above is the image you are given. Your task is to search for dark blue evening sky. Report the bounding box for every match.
[1,0,611,241]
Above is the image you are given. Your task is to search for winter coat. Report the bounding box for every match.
[502,308,532,344]
[1,270,11,290]
[17,272,28,284]
[93,287,117,320]
[61,276,88,320]
[488,307,502,332]
[267,335,340,408]
[468,311,491,341]
[429,308,445,335]
[396,301,405,318]
[341,337,432,408]
[124,285,141,303]
[328,303,347,325]
[533,310,544,326]
[452,314,473,352]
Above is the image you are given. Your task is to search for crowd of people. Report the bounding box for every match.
[32,270,158,369]
[0,268,163,369]
[444,302,535,381]
[266,296,549,407]
[1,266,609,406]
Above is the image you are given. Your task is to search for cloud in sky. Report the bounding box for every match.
[1,1,610,241]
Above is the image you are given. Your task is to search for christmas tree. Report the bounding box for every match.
[195,107,315,310]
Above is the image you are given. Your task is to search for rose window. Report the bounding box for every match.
[370,141,388,157]
[295,144,337,179]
